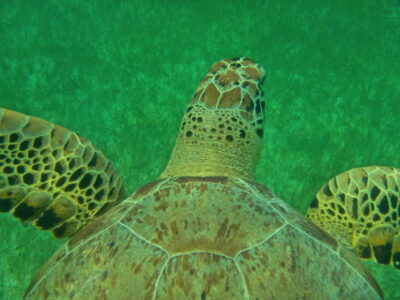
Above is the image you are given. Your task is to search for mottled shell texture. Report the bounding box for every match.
[25,177,382,300]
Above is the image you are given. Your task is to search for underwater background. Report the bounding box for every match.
[0,0,399,299]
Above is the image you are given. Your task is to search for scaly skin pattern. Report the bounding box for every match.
[307,166,400,269]
[1,58,384,299]
[0,109,125,237]
[160,57,266,180]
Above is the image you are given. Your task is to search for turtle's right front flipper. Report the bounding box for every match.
[0,108,125,238]
[306,166,400,270]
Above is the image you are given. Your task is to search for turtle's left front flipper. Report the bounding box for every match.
[307,166,400,270]
[0,108,125,238]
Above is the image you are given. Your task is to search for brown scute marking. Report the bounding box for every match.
[0,108,126,238]
[67,201,133,250]
[218,87,241,108]
[307,166,400,269]
[225,179,276,202]
[156,253,245,299]
[229,62,241,69]
[243,81,259,97]
[242,66,263,81]
[25,224,169,299]
[201,83,220,108]
[120,180,286,257]
[209,60,227,74]
[24,245,68,297]
[26,174,384,299]
[190,90,201,105]
[197,76,212,91]
[174,176,230,185]
[131,178,164,199]
[236,225,382,299]
[215,69,241,88]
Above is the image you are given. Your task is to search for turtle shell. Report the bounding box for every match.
[25,177,383,300]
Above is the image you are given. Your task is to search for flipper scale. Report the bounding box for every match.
[307,166,400,269]
[0,108,125,238]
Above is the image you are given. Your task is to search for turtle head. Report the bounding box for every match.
[160,57,266,180]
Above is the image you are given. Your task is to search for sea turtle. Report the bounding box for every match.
[0,57,394,299]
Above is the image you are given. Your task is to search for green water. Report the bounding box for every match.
[0,0,399,299]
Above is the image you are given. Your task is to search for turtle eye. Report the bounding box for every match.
[393,252,400,269]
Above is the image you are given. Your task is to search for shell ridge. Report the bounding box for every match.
[66,223,116,252]
[117,221,170,256]
[170,250,234,260]
[116,197,145,223]
[24,244,69,298]
[233,259,250,300]
[267,201,291,224]
[234,223,289,258]
[290,223,383,297]
[151,257,171,300]
[334,245,384,298]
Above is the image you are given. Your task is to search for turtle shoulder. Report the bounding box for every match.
[25,177,383,299]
